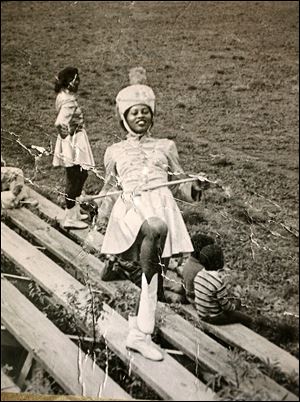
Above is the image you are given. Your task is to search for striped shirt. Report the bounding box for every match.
[193,269,236,318]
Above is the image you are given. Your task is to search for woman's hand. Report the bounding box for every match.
[191,180,202,202]
[191,179,211,201]
[194,178,211,191]
[68,122,79,136]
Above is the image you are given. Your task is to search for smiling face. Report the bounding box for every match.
[125,104,153,135]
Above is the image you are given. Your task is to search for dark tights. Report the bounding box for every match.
[139,218,168,279]
[65,165,88,209]
[123,217,169,312]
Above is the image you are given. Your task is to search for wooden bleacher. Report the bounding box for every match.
[1,223,216,401]
[1,278,131,400]
[182,303,299,379]
[3,210,299,401]
[27,187,300,377]
[1,187,299,400]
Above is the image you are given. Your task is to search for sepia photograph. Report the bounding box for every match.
[1,1,299,400]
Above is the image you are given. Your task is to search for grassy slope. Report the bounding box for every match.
[1,1,299,356]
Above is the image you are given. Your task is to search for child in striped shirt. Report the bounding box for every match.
[182,235,252,326]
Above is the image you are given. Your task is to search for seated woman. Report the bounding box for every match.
[1,155,38,210]
[95,68,205,361]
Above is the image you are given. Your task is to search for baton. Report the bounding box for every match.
[82,175,218,202]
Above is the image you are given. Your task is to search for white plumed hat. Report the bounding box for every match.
[116,67,155,120]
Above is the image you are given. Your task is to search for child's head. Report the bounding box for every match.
[199,244,224,271]
[190,232,215,260]
[54,67,80,93]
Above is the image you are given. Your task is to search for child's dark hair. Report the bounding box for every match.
[199,244,224,271]
[190,233,215,260]
[54,67,79,93]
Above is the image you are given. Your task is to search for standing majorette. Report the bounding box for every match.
[52,67,95,229]
[96,67,206,361]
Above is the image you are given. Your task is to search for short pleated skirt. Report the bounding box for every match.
[101,186,194,258]
[52,128,95,170]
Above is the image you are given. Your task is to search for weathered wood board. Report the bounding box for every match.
[1,279,131,400]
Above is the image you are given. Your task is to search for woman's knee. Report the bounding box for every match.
[142,217,168,240]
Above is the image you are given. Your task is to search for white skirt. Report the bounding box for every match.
[101,187,194,258]
[52,128,95,170]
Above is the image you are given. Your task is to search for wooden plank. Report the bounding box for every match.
[5,209,299,400]
[1,223,217,401]
[25,192,299,380]
[1,279,131,400]
[1,371,20,393]
[96,304,217,401]
[26,187,103,249]
[1,273,31,281]
[16,352,33,388]
[182,304,299,379]
[9,206,299,382]
[158,310,298,401]
[4,209,238,368]
[5,207,117,295]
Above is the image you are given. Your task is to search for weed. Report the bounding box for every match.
[23,364,64,395]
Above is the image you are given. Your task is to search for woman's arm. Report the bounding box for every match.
[166,140,203,203]
[55,99,77,138]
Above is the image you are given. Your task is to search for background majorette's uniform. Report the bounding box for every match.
[52,68,95,230]
[53,89,94,170]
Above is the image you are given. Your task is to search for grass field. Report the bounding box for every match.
[1,0,299,364]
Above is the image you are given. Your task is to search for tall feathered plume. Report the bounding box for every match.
[129,66,147,85]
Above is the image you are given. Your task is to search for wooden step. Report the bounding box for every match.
[21,191,300,378]
[1,370,20,393]
[1,278,131,400]
[1,223,217,401]
[4,207,227,361]
[182,304,299,379]
[26,187,103,249]
[159,309,298,401]
[5,209,299,400]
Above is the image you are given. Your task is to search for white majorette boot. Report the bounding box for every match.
[62,206,88,229]
[75,198,89,221]
[126,273,164,361]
